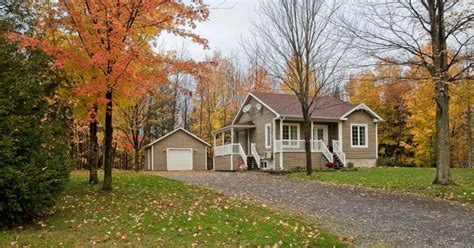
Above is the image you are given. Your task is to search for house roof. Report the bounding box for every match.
[144,128,211,148]
[251,92,356,119]
[341,103,384,121]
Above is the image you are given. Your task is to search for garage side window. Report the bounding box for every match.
[351,124,368,148]
[265,123,272,148]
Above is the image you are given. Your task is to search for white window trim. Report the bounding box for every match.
[265,123,272,148]
[350,124,369,148]
[282,123,300,147]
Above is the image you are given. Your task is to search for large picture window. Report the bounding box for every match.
[282,123,299,147]
[351,124,368,148]
[265,123,272,148]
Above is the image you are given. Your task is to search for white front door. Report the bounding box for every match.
[313,125,328,145]
[167,148,193,170]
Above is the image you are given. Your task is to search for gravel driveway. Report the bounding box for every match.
[156,171,474,247]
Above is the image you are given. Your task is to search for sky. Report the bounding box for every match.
[158,0,258,61]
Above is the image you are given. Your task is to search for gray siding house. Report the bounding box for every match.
[212,92,383,171]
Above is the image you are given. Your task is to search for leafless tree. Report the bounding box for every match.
[341,0,473,184]
[246,0,350,175]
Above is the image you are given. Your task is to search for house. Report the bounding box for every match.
[212,92,383,171]
[144,128,211,171]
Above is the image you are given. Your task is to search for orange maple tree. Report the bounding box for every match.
[9,0,209,191]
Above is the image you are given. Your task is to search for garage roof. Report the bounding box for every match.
[144,128,211,148]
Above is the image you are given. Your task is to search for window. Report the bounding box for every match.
[313,125,328,145]
[317,129,324,141]
[265,123,272,148]
[351,124,368,148]
[282,123,299,147]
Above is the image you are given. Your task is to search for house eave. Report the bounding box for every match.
[340,103,384,121]
[280,115,342,121]
[212,124,256,135]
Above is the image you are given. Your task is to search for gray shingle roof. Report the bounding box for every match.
[251,92,354,119]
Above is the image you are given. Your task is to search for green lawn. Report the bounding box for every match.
[0,171,346,247]
[288,168,474,204]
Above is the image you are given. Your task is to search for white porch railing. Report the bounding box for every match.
[235,144,247,164]
[214,143,247,165]
[251,143,260,168]
[273,140,322,152]
[320,141,333,163]
[214,144,234,156]
[274,140,333,162]
[332,140,346,166]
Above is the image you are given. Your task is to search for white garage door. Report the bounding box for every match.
[167,149,193,170]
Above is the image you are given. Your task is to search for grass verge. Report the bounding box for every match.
[0,170,346,247]
[288,167,474,204]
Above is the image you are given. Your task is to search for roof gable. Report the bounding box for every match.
[145,128,211,148]
[340,103,383,121]
[232,93,279,124]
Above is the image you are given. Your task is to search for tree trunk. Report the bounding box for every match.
[467,105,472,168]
[125,152,128,170]
[88,105,99,184]
[430,0,452,185]
[134,145,140,171]
[300,100,313,175]
[102,90,113,191]
[433,80,452,184]
[199,98,203,136]
[183,98,189,129]
[303,117,312,175]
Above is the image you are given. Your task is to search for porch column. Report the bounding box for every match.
[280,119,284,170]
[213,134,216,171]
[272,118,277,170]
[338,121,343,148]
[230,127,234,170]
[221,132,225,145]
[311,121,314,151]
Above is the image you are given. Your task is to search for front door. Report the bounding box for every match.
[313,125,328,145]
[238,131,247,154]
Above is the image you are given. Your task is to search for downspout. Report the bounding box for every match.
[375,120,379,159]
[272,115,279,170]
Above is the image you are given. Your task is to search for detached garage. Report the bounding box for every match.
[144,128,211,171]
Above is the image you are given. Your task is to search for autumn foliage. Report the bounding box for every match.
[7,0,210,191]
[348,61,473,168]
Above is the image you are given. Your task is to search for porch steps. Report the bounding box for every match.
[247,156,258,170]
[332,153,344,168]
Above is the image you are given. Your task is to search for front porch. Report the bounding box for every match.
[212,119,347,171]
[212,122,261,171]
[273,139,345,165]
